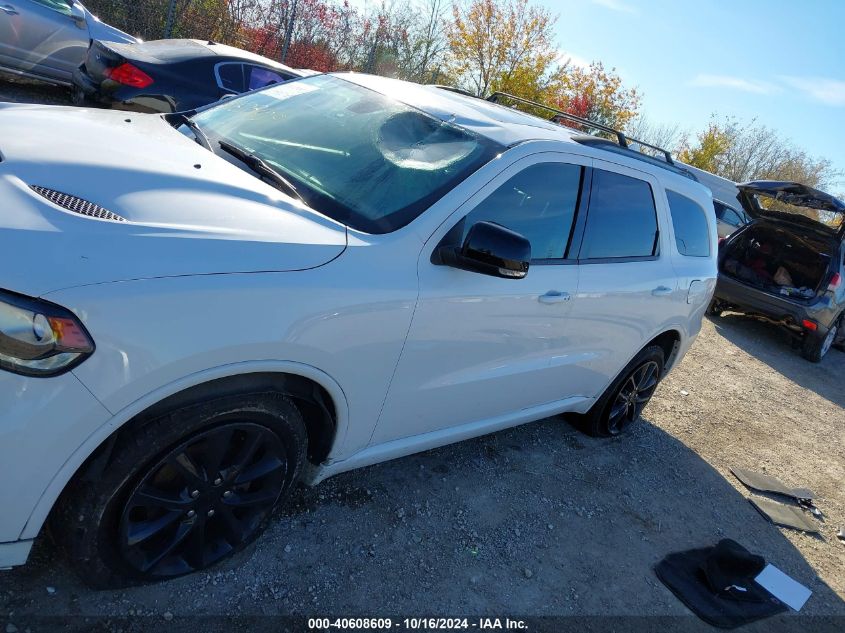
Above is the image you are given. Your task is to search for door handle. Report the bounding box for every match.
[538,291,571,304]
[1,5,18,14]
[651,286,673,297]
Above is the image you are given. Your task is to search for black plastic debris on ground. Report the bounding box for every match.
[730,466,823,532]
[654,539,787,629]
[730,467,815,500]
[748,497,820,533]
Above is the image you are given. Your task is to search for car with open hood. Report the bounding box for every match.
[0,74,716,585]
[711,180,845,361]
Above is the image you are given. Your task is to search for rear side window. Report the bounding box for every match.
[580,169,659,259]
[668,191,710,257]
[715,201,744,227]
[246,66,290,90]
[216,63,245,93]
[462,162,583,260]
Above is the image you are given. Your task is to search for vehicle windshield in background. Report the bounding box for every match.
[193,75,503,233]
[755,195,844,232]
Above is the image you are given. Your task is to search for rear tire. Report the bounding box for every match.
[801,324,837,362]
[832,315,845,352]
[53,392,306,588]
[576,345,665,437]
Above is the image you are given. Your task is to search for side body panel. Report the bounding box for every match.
[564,160,681,396]
[372,152,589,445]
[0,0,89,82]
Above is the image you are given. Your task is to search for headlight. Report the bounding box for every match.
[0,289,94,377]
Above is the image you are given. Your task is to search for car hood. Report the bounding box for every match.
[738,180,845,240]
[0,104,347,297]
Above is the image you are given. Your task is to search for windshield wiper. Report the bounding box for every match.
[218,140,305,204]
[170,112,212,151]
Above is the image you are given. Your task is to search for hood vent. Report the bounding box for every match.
[30,186,126,222]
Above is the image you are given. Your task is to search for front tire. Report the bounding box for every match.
[53,392,306,588]
[578,345,665,437]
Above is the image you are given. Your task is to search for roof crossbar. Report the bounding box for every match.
[486,91,675,165]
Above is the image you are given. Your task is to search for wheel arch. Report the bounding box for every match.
[647,329,683,375]
[21,360,349,540]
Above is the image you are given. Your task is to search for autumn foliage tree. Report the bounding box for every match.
[679,117,841,189]
[549,62,641,130]
[446,0,559,98]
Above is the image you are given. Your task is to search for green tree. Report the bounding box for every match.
[677,120,732,174]
[445,0,559,98]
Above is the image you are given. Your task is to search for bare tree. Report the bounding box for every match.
[624,114,685,155]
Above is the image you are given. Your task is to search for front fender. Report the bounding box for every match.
[20,358,350,540]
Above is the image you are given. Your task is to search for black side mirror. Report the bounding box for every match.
[437,221,530,279]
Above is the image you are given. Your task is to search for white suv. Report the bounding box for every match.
[0,74,716,585]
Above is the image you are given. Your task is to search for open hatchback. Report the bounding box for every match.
[712,180,845,362]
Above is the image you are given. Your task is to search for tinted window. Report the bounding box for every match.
[247,66,289,90]
[462,163,583,260]
[715,202,743,227]
[216,63,244,92]
[580,169,658,259]
[668,191,710,257]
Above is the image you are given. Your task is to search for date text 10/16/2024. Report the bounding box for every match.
[308,618,529,630]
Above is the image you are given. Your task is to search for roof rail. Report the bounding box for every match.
[486,91,676,166]
[430,84,479,98]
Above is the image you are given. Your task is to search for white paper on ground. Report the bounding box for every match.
[754,563,812,611]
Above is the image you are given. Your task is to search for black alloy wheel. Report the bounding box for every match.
[118,422,287,578]
[573,344,665,437]
[605,360,660,435]
[55,392,306,588]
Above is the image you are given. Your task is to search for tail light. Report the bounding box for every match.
[106,63,153,89]
[802,319,818,331]
[828,272,842,292]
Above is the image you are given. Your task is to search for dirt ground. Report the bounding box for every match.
[1,78,844,631]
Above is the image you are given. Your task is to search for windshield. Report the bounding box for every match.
[193,75,503,233]
[755,195,844,232]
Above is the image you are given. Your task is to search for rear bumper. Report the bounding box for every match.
[71,65,100,97]
[714,274,837,334]
[71,66,173,113]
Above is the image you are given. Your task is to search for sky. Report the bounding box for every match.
[543,0,845,189]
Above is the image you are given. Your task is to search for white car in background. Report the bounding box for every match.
[0,0,136,85]
[680,162,751,238]
[0,74,716,585]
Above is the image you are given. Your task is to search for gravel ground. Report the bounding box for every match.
[0,73,69,106]
[1,78,844,632]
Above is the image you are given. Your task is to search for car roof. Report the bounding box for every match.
[205,42,301,74]
[677,162,740,207]
[335,74,708,191]
[116,39,301,75]
[335,73,581,147]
